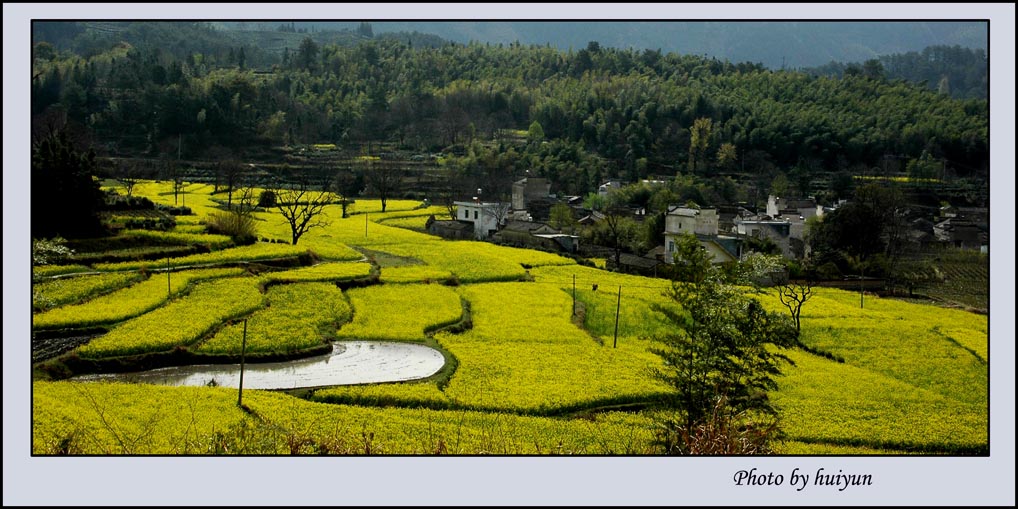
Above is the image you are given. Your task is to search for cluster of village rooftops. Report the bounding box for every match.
[425,177,988,274]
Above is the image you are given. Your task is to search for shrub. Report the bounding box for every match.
[205,211,257,245]
[258,190,277,208]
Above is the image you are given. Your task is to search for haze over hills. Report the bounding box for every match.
[221,21,987,70]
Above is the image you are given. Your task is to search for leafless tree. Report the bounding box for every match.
[216,159,246,208]
[364,162,403,213]
[330,169,360,218]
[777,278,814,335]
[114,159,140,196]
[274,176,334,245]
[481,196,512,230]
[161,158,185,206]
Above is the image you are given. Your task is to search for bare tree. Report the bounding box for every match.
[161,159,185,206]
[482,196,512,230]
[216,159,246,209]
[274,176,334,245]
[777,277,814,335]
[114,159,140,197]
[331,168,361,218]
[364,162,403,213]
[597,196,635,271]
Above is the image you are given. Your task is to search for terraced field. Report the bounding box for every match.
[30,180,989,456]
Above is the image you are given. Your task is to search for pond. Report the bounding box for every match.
[71,341,446,390]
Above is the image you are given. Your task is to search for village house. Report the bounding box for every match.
[492,220,579,253]
[597,180,623,197]
[425,216,474,240]
[511,177,555,221]
[425,200,511,241]
[734,216,795,259]
[766,194,823,220]
[662,205,743,264]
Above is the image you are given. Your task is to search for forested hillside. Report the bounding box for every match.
[805,45,988,100]
[32,22,988,200]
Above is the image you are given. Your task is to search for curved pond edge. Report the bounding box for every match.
[69,341,448,390]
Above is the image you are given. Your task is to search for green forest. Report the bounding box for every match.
[32,21,988,203]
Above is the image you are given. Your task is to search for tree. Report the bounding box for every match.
[688,117,713,173]
[481,198,512,233]
[274,176,334,245]
[669,233,712,284]
[31,127,106,239]
[651,262,797,454]
[364,163,403,213]
[215,159,246,208]
[331,169,362,218]
[769,172,790,197]
[862,58,885,80]
[588,191,633,270]
[549,203,576,233]
[895,259,943,297]
[527,120,545,143]
[777,276,814,335]
[114,159,141,197]
[716,142,738,173]
[297,37,319,71]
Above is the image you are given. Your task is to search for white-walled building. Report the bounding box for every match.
[597,180,623,197]
[663,205,741,264]
[454,200,510,240]
[766,195,823,220]
[664,205,719,237]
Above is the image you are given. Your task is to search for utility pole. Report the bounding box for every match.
[860,264,865,309]
[613,286,621,348]
[238,319,248,407]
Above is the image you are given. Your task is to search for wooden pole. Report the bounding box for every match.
[613,286,621,348]
[572,274,576,316]
[238,319,248,407]
[860,265,865,309]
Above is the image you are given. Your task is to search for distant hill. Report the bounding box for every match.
[222,21,987,70]
[804,45,988,100]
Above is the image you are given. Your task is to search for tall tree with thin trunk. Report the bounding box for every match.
[365,162,403,213]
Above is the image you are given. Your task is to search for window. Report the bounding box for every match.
[463,209,468,219]
[668,241,674,252]
[474,211,478,220]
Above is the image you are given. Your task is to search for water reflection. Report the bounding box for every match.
[72,341,445,390]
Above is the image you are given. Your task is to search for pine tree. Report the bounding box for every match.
[651,235,797,453]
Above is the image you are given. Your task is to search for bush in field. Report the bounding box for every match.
[258,190,276,208]
[32,237,74,267]
[205,210,257,245]
[656,395,779,455]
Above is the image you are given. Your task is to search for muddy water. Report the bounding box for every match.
[71,341,446,389]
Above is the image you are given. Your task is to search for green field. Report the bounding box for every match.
[30,180,989,455]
